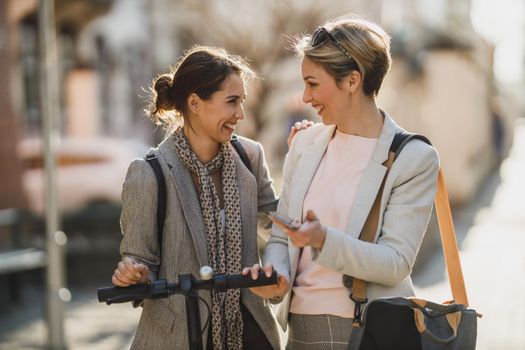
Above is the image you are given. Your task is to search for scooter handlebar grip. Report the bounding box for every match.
[215,270,277,291]
[97,283,152,304]
[98,280,169,304]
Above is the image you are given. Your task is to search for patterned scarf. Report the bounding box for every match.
[174,128,243,350]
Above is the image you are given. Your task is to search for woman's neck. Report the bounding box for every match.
[183,127,220,164]
[336,98,383,138]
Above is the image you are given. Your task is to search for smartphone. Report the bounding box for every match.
[267,211,301,230]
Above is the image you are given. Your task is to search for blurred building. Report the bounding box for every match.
[1,0,518,213]
[1,0,154,214]
[376,0,505,204]
[11,0,116,137]
[74,0,154,140]
[0,1,27,209]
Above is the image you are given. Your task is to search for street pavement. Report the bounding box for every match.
[1,121,524,349]
[0,283,139,349]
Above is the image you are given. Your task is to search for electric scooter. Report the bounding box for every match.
[98,266,277,350]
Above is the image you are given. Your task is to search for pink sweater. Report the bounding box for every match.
[289,130,377,317]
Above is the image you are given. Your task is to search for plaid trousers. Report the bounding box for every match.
[287,313,353,350]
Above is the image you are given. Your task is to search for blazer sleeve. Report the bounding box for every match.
[262,134,300,282]
[119,158,161,272]
[254,142,278,213]
[312,141,439,287]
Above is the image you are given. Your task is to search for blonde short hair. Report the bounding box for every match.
[294,14,392,96]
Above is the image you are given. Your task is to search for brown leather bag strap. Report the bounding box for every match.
[434,169,469,306]
[350,151,395,325]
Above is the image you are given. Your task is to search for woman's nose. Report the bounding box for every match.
[235,105,245,120]
[302,88,311,103]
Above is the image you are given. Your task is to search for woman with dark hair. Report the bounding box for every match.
[246,15,440,349]
[110,46,295,349]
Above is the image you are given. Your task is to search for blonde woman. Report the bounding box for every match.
[245,15,439,349]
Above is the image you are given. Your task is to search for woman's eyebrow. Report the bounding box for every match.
[226,94,247,100]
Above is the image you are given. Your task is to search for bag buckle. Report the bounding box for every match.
[145,153,158,160]
[350,293,367,328]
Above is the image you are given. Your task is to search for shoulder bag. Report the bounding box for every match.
[346,133,482,350]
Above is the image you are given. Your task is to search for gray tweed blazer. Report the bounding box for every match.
[119,135,280,349]
[264,112,440,331]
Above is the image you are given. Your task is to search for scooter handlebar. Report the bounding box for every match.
[214,270,277,291]
[98,270,277,304]
[98,279,169,304]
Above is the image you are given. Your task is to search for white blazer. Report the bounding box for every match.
[264,112,440,331]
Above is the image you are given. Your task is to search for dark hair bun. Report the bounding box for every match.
[154,74,175,111]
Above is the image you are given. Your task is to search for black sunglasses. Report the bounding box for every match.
[311,27,354,63]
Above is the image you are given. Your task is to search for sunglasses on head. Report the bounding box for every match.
[311,27,354,63]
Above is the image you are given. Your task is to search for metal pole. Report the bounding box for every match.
[38,0,67,349]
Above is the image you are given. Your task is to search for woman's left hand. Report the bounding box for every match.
[287,119,315,147]
[273,209,326,250]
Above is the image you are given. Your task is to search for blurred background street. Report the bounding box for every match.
[0,0,524,349]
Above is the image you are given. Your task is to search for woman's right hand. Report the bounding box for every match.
[287,119,315,147]
[242,263,290,299]
[112,256,150,287]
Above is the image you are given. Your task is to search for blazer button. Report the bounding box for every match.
[337,265,343,271]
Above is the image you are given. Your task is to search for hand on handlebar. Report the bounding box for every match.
[112,256,150,287]
[242,263,289,299]
[100,267,278,305]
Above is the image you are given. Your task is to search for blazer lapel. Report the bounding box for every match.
[230,144,257,266]
[288,125,336,220]
[344,112,398,238]
[159,137,209,267]
[288,125,335,277]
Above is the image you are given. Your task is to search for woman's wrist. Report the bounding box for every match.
[313,224,327,251]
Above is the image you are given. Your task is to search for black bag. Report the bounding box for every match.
[349,298,479,350]
[346,133,481,350]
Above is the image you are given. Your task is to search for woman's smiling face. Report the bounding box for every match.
[301,57,350,125]
[193,73,247,144]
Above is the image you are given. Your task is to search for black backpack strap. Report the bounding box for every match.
[230,134,253,174]
[390,131,432,161]
[145,153,166,257]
